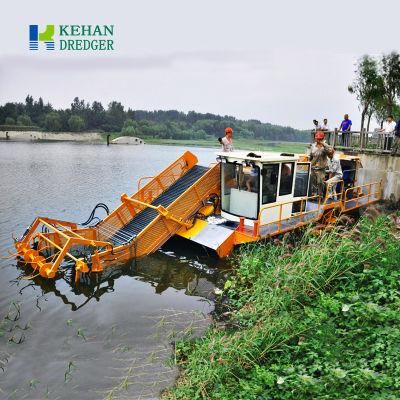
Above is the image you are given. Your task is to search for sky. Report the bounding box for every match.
[0,0,399,130]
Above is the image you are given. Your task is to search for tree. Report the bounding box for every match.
[121,119,137,135]
[88,101,106,129]
[0,95,309,141]
[17,114,32,126]
[44,112,62,131]
[1,103,18,123]
[105,101,125,131]
[25,95,34,117]
[71,97,86,114]
[5,117,15,125]
[348,55,384,131]
[381,51,400,115]
[68,115,86,131]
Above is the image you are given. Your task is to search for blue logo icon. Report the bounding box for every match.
[29,25,55,50]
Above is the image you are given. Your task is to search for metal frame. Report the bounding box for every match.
[15,151,220,280]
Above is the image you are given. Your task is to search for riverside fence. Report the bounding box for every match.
[311,129,395,154]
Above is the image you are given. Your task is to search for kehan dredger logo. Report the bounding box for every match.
[29,25,55,50]
[29,24,115,51]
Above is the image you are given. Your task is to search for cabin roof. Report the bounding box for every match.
[217,150,301,163]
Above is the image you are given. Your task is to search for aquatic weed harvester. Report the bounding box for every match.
[14,150,380,282]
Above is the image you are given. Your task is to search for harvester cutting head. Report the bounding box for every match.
[14,217,112,282]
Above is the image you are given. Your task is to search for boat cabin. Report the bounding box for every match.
[217,150,360,227]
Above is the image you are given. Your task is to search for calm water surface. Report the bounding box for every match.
[0,142,228,400]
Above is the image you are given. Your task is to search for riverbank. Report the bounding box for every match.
[144,138,308,153]
[0,131,308,153]
[0,130,103,142]
[107,132,308,152]
[163,210,400,399]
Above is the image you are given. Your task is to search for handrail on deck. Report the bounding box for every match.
[256,195,322,237]
[343,181,381,210]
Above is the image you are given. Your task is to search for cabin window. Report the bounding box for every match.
[221,162,259,219]
[294,163,310,197]
[262,164,279,204]
[279,162,295,196]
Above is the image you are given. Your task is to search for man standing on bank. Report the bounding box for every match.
[391,117,400,156]
[309,131,333,197]
[221,127,234,152]
[339,114,352,147]
[321,118,330,131]
[312,119,321,131]
[379,115,396,151]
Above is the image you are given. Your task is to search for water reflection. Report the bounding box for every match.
[14,241,228,312]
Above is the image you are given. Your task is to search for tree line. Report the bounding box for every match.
[349,51,400,130]
[0,96,308,142]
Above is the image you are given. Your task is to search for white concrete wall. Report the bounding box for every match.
[357,153,400,201]
[0,130,103,142]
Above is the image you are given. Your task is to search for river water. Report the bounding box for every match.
[0,142,228,400]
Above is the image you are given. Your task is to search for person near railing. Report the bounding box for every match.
[391,117,400,156]
[338,114,352,147]
[326,148,343,200]
[310,131,333,197]
[321,118,329,131]
[312,119,321,131]
[378,115,396,151]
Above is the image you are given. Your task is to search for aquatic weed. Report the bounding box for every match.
[163,216,400,399]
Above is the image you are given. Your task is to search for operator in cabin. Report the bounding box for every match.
[244,165,259,192]
[309,131,333,197]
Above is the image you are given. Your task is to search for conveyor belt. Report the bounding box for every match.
[109,165,209,246]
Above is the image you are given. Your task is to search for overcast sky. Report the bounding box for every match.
[0,0,399,130]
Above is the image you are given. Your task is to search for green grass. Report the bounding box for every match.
[105,133,308,153]
[163,214,400,400]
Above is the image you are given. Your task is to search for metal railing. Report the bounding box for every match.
[255,179,380,239]
[257,195,322,238]
[311,129,395,153]
[343,181,381,211]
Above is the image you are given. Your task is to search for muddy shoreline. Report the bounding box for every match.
[0,130,104,142]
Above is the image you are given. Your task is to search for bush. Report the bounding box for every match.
[17,115,32,126]
[5,117,15,125]
[0,125,42,131]
[121,125,136,135]
[44,112,62,131]
[121,119,138,135]
[68,115,86,132]
[164,216,400,400]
